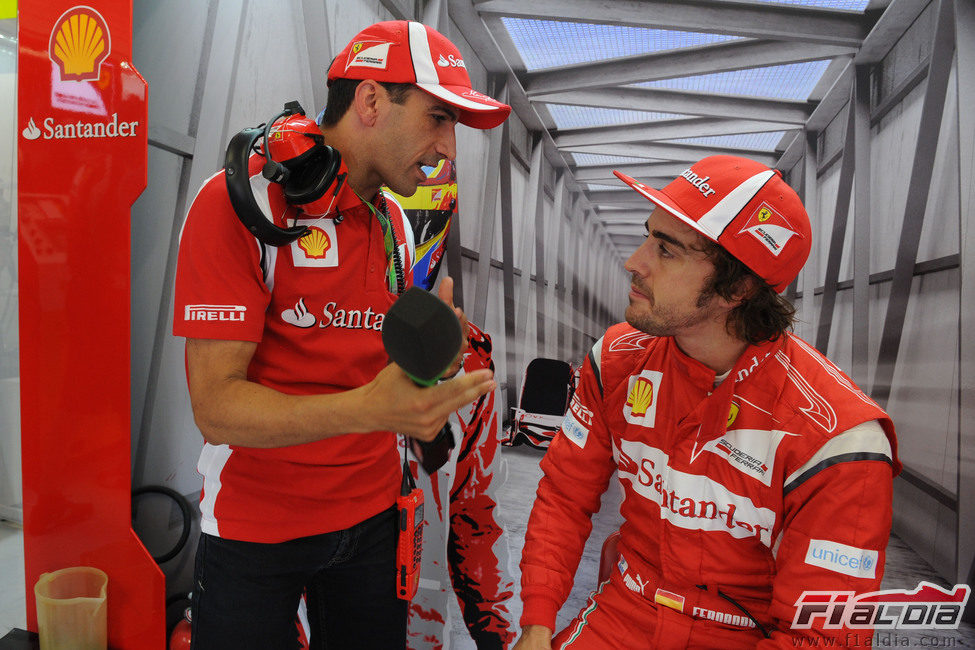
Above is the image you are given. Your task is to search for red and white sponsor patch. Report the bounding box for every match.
[736,202,800,256]
[345,40,392,71]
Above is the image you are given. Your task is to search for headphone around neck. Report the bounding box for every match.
[224,100,344,246]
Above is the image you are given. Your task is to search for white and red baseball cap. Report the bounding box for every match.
[614,155,811,293]
[327,20,511,130]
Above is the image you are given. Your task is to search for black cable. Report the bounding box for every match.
[131,485,192,564]
[696,584,772,639]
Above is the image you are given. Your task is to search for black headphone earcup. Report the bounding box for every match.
[282,145,342,206]
[224,127,310,247]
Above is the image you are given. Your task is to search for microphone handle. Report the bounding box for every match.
[410,422,455,474]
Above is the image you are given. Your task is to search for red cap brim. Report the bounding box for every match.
[613,170,720,243]
[416,82,511,129]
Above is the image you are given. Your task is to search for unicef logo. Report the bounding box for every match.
[862,556,874,570]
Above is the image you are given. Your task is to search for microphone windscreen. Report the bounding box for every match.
[382,287,463,385]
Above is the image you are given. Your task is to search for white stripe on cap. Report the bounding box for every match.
[696,169,775,238]
[409,21,438,84]
[416,82,498,112]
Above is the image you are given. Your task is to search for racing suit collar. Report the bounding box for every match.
[678,335,787,447]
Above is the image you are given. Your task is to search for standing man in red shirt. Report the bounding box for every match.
[515,156,899,649]
[173,20,509,649]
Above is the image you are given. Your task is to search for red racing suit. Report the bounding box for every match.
[520,323,899,648]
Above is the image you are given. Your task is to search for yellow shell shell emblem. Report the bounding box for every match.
[298,227,331,259]
[727,402,740,428]
[49,7,111,82]
[627,378,654,417]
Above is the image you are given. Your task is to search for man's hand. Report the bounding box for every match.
[437,275,469,378]
[356,361,494,441]
[513,625,553,650]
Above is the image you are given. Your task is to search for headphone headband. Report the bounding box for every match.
[224,101,342,246]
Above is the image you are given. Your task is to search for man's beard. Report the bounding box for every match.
[624,277,718,337]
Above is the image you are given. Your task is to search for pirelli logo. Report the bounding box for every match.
[184,304,246,322]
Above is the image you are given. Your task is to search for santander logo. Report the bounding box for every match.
[22,119,41,140]
[436,53,466,69]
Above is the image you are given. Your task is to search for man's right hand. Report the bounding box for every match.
[356,362,495,442]
[185,337,494,448]
[512,625,553,650]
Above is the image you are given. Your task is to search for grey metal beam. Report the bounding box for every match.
[562,142,779,167]
[799,131,819,342]
[851,64,872,386]
[553,173,568,357]
[807,59,854,132]
[955,0,975,594]
[857,0,932,64]
[422,0,447,28]
[556,118,787,148]
[587,177,673,192]
[380,0,413,20]
[568,201,583,357]
[575,162,697,183]
[472,79,506,327]
[873,0,955,410]
[604,225,646,237]
[808,55,855,102]
[524,40,856,96]
[776,131,805,173]
[537,87,812,126]
[498,117,518,415]
[475,0,868,46]
[148,124,195,158]
[815,101,855,354]
[300,0,332,114]
[586,191,668,208]
[516,138,544,381]
[533,148,549,354]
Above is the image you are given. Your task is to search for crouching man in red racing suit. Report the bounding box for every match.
[515,156,900,649]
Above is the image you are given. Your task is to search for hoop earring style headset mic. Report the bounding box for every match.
[224,100,344,246]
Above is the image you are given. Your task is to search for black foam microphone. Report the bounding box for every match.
[382,287,464,473]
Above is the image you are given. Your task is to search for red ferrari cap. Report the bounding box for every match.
[614,155,811,293]
[327,20,511,130]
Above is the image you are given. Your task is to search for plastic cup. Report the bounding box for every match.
[34,566,108,650]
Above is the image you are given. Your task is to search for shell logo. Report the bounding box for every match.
[727,402,740,428]
[49,6,111,82]
[626,377,654,417]
[298,226,331,259]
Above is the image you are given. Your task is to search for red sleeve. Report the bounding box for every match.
[172,170,271,342]
[758,426,895,648]
[519,344,617,630]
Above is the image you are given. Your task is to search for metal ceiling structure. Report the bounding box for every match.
[403,0,930,261]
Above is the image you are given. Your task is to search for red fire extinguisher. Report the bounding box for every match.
[168,607,191,650]
[167,602,310,649]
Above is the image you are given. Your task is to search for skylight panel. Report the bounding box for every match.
[639,60,832,100]
[502,18,740,71]
[714,0,868,9]
[572,153,656,167]
[665,132,787,151]
[546,104,684,130]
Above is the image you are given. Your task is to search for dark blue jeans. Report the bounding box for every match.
[190,507,407,649]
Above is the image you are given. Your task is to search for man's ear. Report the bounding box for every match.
[353,79,381,126]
